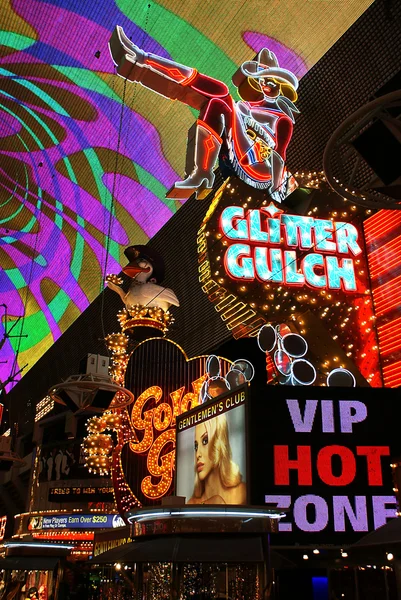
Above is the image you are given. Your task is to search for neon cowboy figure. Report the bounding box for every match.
[109,26,299,202]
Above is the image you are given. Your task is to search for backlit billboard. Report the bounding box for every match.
[176,387,248,505]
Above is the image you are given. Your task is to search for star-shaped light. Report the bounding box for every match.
[262,202,284,218]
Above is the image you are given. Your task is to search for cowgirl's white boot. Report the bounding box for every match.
[167,121,222,200]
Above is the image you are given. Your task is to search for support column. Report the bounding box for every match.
[393,559,401,600]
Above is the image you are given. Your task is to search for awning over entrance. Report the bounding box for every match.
[352,518,401,548]
[92,534,265,564]
[0,556,59,570]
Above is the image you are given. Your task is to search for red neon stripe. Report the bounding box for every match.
[378,316,401,335]
[373,289,401,306]
[384,379,401,387]
[384,377,401,385]
[383,376,401,386]
[364,210,401,233]
[375,302,401,317]
[365,220,401,242]
[368,235,401,266]
[379,334,401,348]
[378,316,401,332]
[379,343,401,356]
[383,362,401,376]
[374,291,401,305]
[146,59,187,83]
[370,256,401,279]
[370,261,401,280]
[369,247,401,270]
[373,275,401,299]
[365,212,401,242]
[379,326,401,338]
[375,303,401,318]
[365,209,401,229]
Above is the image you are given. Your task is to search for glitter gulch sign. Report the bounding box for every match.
[220,204,362,292]
[197,178,381,386]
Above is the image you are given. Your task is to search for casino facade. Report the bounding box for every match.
[1,2,401,599]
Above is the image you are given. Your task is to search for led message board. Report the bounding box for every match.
[1,0,372,390]
[28,513,125,531]
[48,486,114,502]
[249,386,401,544]
[176,387,247,505]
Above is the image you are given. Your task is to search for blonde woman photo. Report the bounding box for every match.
[188,414,246,505]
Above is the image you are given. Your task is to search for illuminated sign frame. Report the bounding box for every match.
[197,178,381,385]
[48,486,114,502]
[28,513,124,531]
[176,386,249,506]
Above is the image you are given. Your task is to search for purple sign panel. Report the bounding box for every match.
[249,386,400,544]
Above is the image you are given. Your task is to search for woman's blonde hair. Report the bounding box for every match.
[192,414,242,498]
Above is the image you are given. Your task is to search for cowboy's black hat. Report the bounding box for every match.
[124,245,165,283]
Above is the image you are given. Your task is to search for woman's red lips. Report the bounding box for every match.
[196,462,204,472]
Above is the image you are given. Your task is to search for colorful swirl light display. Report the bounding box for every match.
[0,0,372,388]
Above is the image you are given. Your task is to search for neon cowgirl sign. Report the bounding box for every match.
[109,27,299,201]
[220,204,362,291]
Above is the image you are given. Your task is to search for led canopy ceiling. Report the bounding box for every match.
[0,0,373,388]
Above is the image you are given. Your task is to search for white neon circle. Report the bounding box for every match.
[257,324,276,353]
[326,368,356,387]
[281,333,308,358]
[291,359,317,386]
[206,354,221,377]
[230,359,255,382]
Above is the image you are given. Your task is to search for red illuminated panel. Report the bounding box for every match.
[378,317,401,357]
[383,361,401,388]
[364,210,401,245]
[364,210,401,388]
[368,235,401,281]
[372,275,401,317]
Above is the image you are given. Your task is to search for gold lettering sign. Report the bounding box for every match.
[128,376,205,500]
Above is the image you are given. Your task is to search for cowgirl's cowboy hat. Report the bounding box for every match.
[240,48,299,91]
[233,48,300,120]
